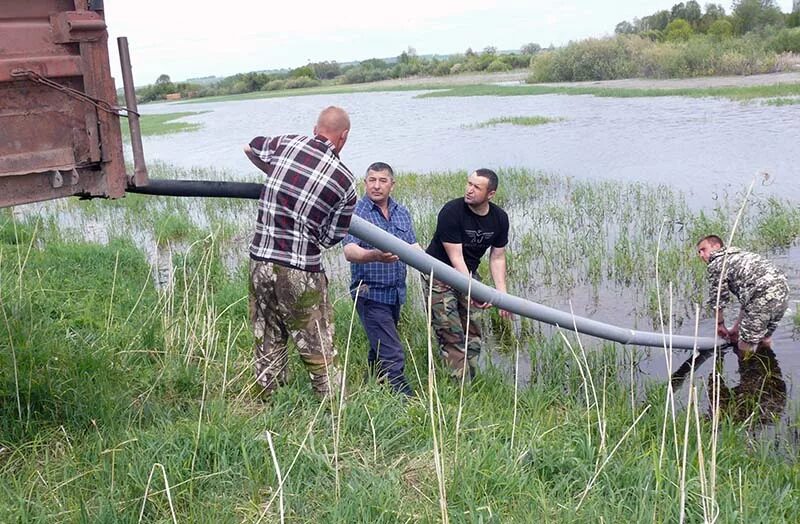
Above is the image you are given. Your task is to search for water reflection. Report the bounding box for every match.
[671,346,787,427]
[716,347,787,425]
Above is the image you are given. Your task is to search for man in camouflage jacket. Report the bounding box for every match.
[696,235,789,352]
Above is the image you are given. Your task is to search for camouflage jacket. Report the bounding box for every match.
[705,246,787,310]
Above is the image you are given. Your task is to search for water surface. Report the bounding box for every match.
[139,90,800,207]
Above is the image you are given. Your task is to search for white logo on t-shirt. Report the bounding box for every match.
[465,230,494,245]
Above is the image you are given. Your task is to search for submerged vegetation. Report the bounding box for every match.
[1,165,799,521]
[763,96,800,106]
[466,116,563,128]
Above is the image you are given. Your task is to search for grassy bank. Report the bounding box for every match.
[170,75,800,104]
[1,166,799,521]
[179,83,455,105]
[419,82,800,102]
[121,111,209,139]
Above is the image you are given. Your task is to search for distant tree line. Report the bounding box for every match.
[614,0,798,41]
[529,0,800,82]
[134,1,800,102]
[134,45,541,102]
[135,74,202,103]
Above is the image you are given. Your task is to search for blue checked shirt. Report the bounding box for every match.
[343,196,417,305]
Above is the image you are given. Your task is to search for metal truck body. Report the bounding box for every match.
[0,0,128,208]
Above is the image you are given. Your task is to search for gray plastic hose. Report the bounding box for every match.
[128,179,718,350]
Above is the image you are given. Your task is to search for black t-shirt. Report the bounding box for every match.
[426,198,509,274]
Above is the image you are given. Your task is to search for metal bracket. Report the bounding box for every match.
[51,11,107,44]
[49,169,80,189]
[67,168,80,186]
[50,170,63,189]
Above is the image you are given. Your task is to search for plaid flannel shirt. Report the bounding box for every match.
[343,196,417,304]
[248,134,357,272]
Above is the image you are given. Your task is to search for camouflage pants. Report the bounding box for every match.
[739,280,790,344]
[249,259,340,397]
[420,273,482,380]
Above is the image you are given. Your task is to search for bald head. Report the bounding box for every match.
[314,106,351,152]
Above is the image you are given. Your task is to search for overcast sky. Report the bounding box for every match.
[104,0,796,85]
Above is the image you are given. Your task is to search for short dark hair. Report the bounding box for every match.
[697,235,724,248]
[474,168,498,192]
[366,161,394,178]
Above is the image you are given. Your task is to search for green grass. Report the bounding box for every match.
[121,111,209,139]
[179,84,455,104]
[2,165,799,521]
[466,116,563,128]
[418,82,800,101]
[165,75,800,104]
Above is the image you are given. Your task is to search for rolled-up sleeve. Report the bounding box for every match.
[320,188,357,249]
[249,136,279,163]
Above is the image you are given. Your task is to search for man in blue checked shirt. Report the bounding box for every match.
[343,162,420,397]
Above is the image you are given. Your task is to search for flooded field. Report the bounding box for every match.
[11,157,799,443]
[3,88,800,521]
[139,89,800,206]
[21,87,800,417]
[131,90,800,433]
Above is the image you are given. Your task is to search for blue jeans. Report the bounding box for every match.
[355,296,413,396]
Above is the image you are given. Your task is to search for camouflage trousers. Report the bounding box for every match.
[249,259,340,397]
[420,273,482,380]
[739,280,790,344]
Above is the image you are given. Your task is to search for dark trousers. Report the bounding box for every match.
[355,296,413,396]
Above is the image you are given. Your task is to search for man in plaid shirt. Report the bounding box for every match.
[244,106,357,399]
[343,162,419,397]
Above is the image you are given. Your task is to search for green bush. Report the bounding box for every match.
[289,65,315,79]
[486,58,512,72]
[341,67,367,84]
[529,38,638,82]
[708,19,734,39]
[283,76,321,89]
[681,37,716,75]
[262,79,287,91]
[665,19,693,42]
[768,27,800,53]
[636,42,689,77]
[529,32,787,81]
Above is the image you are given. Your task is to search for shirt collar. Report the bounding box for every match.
[314,135,339,157]
[708,246,729,263]
[361,195,397,214]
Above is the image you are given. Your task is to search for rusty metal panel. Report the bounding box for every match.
[0,0,127,208]
[51,10,107,44]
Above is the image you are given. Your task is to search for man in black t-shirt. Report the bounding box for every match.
[422,168,512,382]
